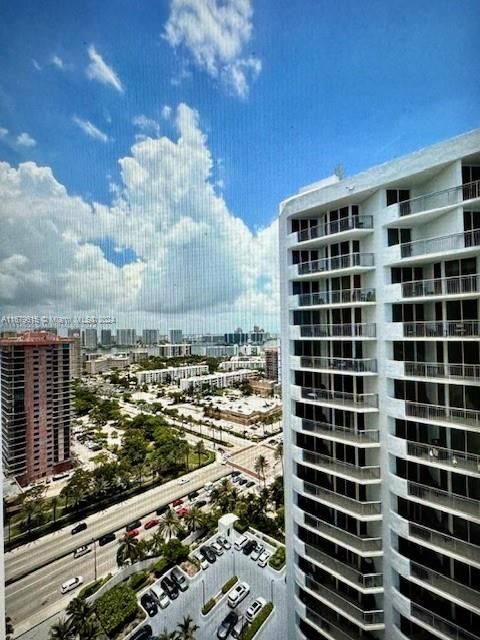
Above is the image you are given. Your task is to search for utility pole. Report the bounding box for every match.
[92,538,97,581]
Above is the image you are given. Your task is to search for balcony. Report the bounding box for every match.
[403,361,480,383]
[300,386,379,410]
[403,439,480,476]
[401,274,480,300]
[294,323,376,340]
[396,179,480,218]
[296,253,375,278]
[304,543,383,590]
[298,355,378,374]
[303,512,383,554]
[303,606,372,640]
[409,560,480,613]
[398,229,480,262]
[408,521,480,568]
[405,401,480,430]
[301,480,382,518]
[411,604,478,640]
[303,575,384,628]
[296,417,380,444]
[407,481,480,522]
[294,215,374,245]
[298,448,381,483]
[290,288,376,309]
[402,320,480,339]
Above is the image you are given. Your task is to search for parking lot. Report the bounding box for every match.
[133,532,287,640]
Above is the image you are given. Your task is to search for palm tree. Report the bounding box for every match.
[50,496,60,523]
[116,535,144,566]
[5,616,14,640]
[77,618,101,640]
[66,597,92,635]
[184,506,204,532]
[158,629,178,640]
[254,454,269,488]
[157,508,181,541]
[193,439,206,467]
[176,615,199,640]
[48,617,73,640]
[274,442,284,475]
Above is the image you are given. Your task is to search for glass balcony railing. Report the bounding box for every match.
[407,481,480,519]
[302,480,382,516]
[301,386,378,409]
[296,215,374,242]
[303,513,383,552]
[296,288,376,307]
[409,521,480,565]
[299,418,380,443]
[301,450,381,481]
[298,253,374,276]
[300,356,377,373]
[404,361,480,381]
[405,401,480,429]
[400,229,480,258]
[397,179,480,217]
[411,604,478,640]
[298,323,376,338]
[401,274,480,299]
[304,607,368,640]
[304,543,383,589]
[404,440,480,474]
[410,560,480,610]
[402,320,480,338]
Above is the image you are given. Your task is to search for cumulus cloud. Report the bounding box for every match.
[16,132,36,147]
[164,0,262,98]
[72,116,110,143]
[0,127,8,138]
[86,45,124,93]
[132,114,161,137]
[0,104,278,330]
[51,55,65,69]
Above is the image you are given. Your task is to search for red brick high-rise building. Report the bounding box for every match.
[0,331,73,485]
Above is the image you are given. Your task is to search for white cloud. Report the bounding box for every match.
[86,45,124,93]
[32,59,42,71]
[0,127,8,139]
[0,103,278,330]
[51,55,65,69]
[164,0,262,98]
[132,115,160,137]
[16,132,36,147]
[161,105,172,120]
[72,116,110,143]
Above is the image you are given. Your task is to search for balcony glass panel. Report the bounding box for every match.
[297,215,374,242]
[407,481,480,519]
[401,274,480,299]
[297,288,376,307]
[400,229,480,258]
[300,418,380,444]
[299,323,376,338]
[409,522,480,565]
[405,401,480,429]
[298,253,374,276]
[303,513,383,552]
[404,361,480,381]
[300,356,377,373]
[397,179,480,217]
[301,387,378,409]
[403,320,480,338]
[411,604,478,640]
[302,481,382,516]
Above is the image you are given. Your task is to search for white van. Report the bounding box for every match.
[234,534,248,550]
[204,481,214,493]
[150,583,170,609]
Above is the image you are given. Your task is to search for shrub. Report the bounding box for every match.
[95,584,138,636]
[233,520,249,533]
[161,539,190,564]
[221,576,238,594]
[202,598,216,615]
[151,558,169,578]
[78,573,112,600]
[268,547,285,570]
[128,570,150,591]
[240,602,273,639]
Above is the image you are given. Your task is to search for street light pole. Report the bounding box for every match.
[270,578,274,603]
[92,538,97,581]
[202,579,205,607]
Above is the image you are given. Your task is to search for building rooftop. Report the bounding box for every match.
[0,331,74,346]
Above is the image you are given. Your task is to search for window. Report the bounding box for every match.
[386,188,410,206]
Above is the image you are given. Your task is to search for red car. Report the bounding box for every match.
[172,498,183,507]
[175,507,189,518]
[126,529,139,538]
[144,519,160,530]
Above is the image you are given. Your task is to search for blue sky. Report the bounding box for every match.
[1,0,479,332]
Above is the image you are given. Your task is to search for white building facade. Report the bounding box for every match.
[179,369,255,392]
[136,364,209,385]
[280,130,480,640]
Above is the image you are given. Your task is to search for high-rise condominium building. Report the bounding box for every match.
[169,329,183,344]
[116,329,136,346]
[100,329,112,346]
[142,329,159,345]
[280,130,480,640]
[0,331,73,485]
[265,346,280,381]
[81,328,97,349]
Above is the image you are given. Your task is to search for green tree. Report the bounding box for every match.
[157,509,181,541]
[269,475,284,510]
[116,534,144,566]
[254,454,269,488]
[184,506,204,532]
[193,439,206,467]
[66,597,92,636]
[64,469,92,509]
[5,616,14,640]
[121,428,149,467]
[21,485,46,533]
[176,615,199,640]
[78,618,101,640]
[161,539,190,564]
[158,629,178,640]
[274,442,284,475]
[48,618,73,640]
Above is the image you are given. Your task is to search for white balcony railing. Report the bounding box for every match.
[411,604,478,640]
[408,481,480,519]
[404,440,480,474]
[300,356,377,373]
[402,320,480,338]
[405,401,480,429]
[295,288,376,307]
[410,560,480,610]
[396,179,480,217]
[401,274,480,299]
[404,361,480,381]
[409,521,480,565]
[297,253,375,276]
[303,512,383,552]
[300,449,381,481]
[301,386,379,409]
[296,215,374,243]
[304,543,383,589]
[298,323,376,338]
[299,418,380,443]
[304,607,371,640]
[302,480,382,516]
[400,229,480,259]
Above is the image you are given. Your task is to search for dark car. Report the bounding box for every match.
[238,478,248,486]
[98,532,116,546]
[126,519,142,531]
[156,505,168,515]
[130,624,153,640]
[231,470,241,477]
[246,481,255,488]
[195,499,207,508]
[71,522,87,535]
[188,490,199,500]
[140,593,158,617]
[242,539,257,556]
[200,545,217,564]
[217,611,238,640]
[160,576,179,600]
[170,567,189,592]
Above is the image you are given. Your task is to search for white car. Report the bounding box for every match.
[251,544,264,561]
[218,535,231,550]
[234,534,248,550]
[228,581,250,608]
[150,584,170,609]
[246,597,267,622]
[257,550,270,568]
[61,576,84,594]
[73,545,91,559]
[211,541,224,556]
[195,553,209,570]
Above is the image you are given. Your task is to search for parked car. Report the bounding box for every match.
[175,506,189,518]
[126,520,142,531]
[218,535,231,550]
[257,550,270,567]
[251,544,264,561]
[231,616,248,639]
[227,581,250,608]
[126,529,139,538]
[195,499,207,508]
[140,592,158,617]
[231,470,241,477]
[61,576,84,594]
[156,505,168,516]
[172,498,183,507]
[150,585,170,609]
[246,597,267,622]
[200,545,217,564]
[242,539,257,556]
[188,490,199,500]
[71,522,87,535]
[195,553,209,570]
[160,576,179,600]
[144,518,160,530]
[170,567,189,592]
[73,545,91,559]
[211,541,224,556]
[217,611,238,639]
[130,624,152,640]
[98,532,116,546]
[246,480,255,488]
[238,478,248,486]
[234,535,248,550]
[232,475,241,483]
